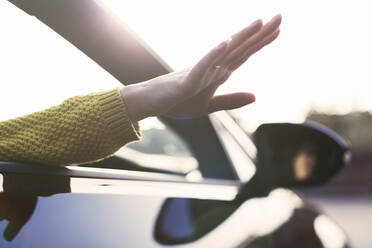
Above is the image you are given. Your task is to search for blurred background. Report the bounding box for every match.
[1,0,372,247]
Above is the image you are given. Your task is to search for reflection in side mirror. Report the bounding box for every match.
[254,121,351,187]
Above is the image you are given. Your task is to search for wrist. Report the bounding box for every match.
[120,82,153,122]
[120,70,190,121]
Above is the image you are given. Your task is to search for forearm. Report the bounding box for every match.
[0,88,141,166]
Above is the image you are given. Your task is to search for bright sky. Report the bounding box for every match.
[1,0,372,131]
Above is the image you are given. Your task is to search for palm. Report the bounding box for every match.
[164,15,282,119]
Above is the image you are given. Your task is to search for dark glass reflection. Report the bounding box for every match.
[155,197,238,244]
[0,173,70,241]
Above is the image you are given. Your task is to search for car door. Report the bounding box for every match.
[0,106,247,247]
[0,114,348,247]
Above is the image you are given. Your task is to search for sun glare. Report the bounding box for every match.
[104,0,372,131]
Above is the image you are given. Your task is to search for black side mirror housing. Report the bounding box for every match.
[253,121,351,187]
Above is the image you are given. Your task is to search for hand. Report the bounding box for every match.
[121,14,282,121]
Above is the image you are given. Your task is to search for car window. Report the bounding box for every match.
[0,1,236,182]
[0,2,201,179]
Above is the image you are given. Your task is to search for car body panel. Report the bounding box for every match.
[0,171,348,247]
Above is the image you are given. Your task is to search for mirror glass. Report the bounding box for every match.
[254,122,350,187]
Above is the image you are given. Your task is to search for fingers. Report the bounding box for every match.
[229,28,280,71]
[207,92,255,113]
[188,41,228,83]
[213,19,263,66]
[184,14,281,102]
[230,19,263,50]
[224,14,282,66]
[189,18,265,84]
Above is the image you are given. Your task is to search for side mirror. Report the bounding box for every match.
[253,121,351,187]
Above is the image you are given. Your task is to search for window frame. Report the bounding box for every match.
[2,0,245,185]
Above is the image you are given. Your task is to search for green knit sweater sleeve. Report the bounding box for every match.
[0,88,141,166]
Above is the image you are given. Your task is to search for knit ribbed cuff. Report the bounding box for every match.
[97,88,142,147]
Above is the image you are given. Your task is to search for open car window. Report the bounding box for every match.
[1,0,238,183]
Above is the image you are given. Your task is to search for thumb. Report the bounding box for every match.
[207,92,255,113]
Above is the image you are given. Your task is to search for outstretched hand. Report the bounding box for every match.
[121,14,282,121]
